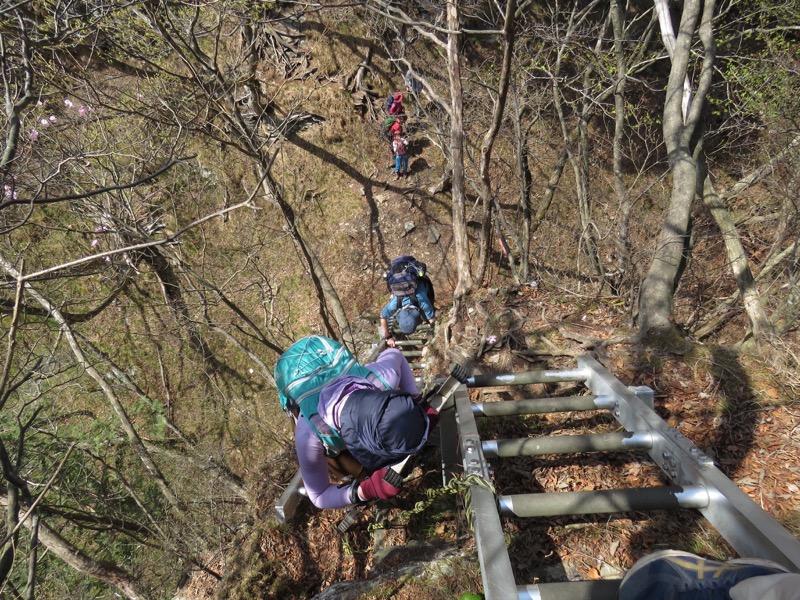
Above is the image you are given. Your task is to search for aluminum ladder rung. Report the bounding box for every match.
[498,484,710,518]
[393,339,425,347]
[473,395,612,416]
[482,431,653,457]
[472,388,653,417]
[467,368,589,387]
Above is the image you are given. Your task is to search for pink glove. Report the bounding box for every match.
[358,468,401,501]
[425,405,440,431]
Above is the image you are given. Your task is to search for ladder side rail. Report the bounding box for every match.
[274,470,305,524]
[455,387,519,600]
[579,354,800,572]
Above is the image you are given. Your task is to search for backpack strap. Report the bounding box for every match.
[301,407,346,457]
[405,293,420,309]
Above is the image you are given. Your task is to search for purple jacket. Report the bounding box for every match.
[294,348,418,509]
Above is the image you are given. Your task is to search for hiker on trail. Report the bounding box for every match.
[380,256,436,346]
[404,69,422,97]
[389,116,404,138]
[275,336,439,509]
[392,134,409,180]
[382,116,405,170]
[386,91,405,116]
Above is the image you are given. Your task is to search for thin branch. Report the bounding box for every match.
[0,155,195,210]
[0,444,75,549]
[0,267,24,412]
[8,193,259,285]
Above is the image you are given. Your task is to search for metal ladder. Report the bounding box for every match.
[444,354,800,600]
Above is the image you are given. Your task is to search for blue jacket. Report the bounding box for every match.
[380,286,435,322]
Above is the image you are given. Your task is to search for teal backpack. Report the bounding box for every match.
[274,335,387,456]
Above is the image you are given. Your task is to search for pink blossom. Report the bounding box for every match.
[36,100,43,106]
[29,129,39,141]
[64,99,74,108]
[39,119,50,127]
[91,239,100,248]
[48,115,57,123]
[78,105,94,117]
[136,93,145,100]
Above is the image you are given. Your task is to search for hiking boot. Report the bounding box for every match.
[618,550,789,600]
[394,173,400,181]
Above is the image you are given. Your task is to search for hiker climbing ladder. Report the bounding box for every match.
[447,354,800,600]
[273,331,438,524]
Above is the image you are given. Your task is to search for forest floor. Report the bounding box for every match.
[178,115,800,600]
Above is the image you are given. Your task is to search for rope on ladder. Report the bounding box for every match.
[367,472,495,534]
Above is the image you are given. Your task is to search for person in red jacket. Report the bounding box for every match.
[388,91,405,115]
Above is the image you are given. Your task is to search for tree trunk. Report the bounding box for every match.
[474,0,517,286]
[258,166,356,350]
[694,238,800,339]
[610,0,632,297]
[532,145,568,240]
[510,83,533,281]
[700,163,774,341]
[32,519,145,600]
[551,14,605,285]
[573,111,603,279]
[447,0,473,297]
[639,0,716,342]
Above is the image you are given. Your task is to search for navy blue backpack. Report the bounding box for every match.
[339,389,430,471]
[384,256,435,305]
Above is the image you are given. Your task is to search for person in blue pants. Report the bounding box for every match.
[379,283,435,347]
